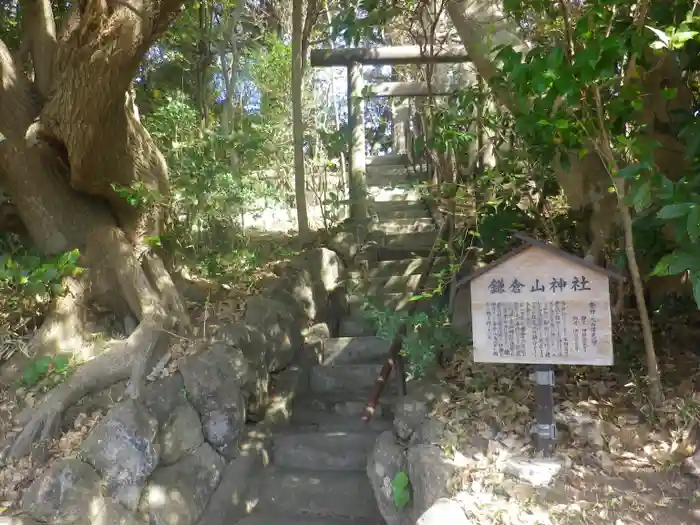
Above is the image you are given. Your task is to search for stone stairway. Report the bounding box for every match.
[235,155,442,525]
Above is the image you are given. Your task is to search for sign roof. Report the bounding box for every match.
[456,232,625,289]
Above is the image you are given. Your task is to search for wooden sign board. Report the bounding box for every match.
[467,238,617,366]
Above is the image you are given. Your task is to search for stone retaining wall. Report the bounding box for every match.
[6,247,346,525]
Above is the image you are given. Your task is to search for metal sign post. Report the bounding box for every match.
[532,364,556,456]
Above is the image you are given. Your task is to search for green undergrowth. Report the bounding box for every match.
[361,300,460,379]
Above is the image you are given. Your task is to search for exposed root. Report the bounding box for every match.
[1,227,190,462]
[25,275,95,361]
[1,336,139,462]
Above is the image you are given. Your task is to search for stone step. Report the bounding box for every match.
[348,273,441,295]
[370,217,436,234]
[323,336,390,365]
[366,153,409,166]
[294,392,396,419]
[368,200,429,219]
[273,431,378,471]
[257,468,383,520]
[354,256,450,279]
[238,513,382,525]
[338,315,376,337]
[310,364,391,395]
[375,245,448,261]
[366,172,428,189]
[368,187,422,203]
[384,231,438,250]
[291,410,393,433]
[347,291,442,313]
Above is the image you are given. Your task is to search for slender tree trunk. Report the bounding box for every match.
[292,0,310,235]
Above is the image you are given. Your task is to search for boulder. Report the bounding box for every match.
[22,458,102,524]
[366,430,410,525]
[416,498,472,525]
[80,399,159,510]
[21,458,141,525]
[303,322,331,363]
[159,403,204,465]
[142,373,186,425]
[244,296,300,372]
[180,344,248,459]
[268,247,344,324]
[197,430,271,525]
[407,444,458,517]
[328,230,363,265]
[0,518,41,525]
[139,444,225,525]
[216,322,270,416]
[394,381,448,442]
[394,399,430,442]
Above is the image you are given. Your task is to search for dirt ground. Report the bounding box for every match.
[434,307,700,525]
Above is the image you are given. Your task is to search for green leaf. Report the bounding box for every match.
[392,472,411,509]
[658,203,695,219]
[555,119,569,129]
[392,471,409,489]
[631,180,652,212]
[662,87,678,100]
[651,251,699,277]
[645,26,670,48]
[688,206,700,242]
[617,163,648,180]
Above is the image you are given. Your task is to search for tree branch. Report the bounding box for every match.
[22,0,57,98]
[0,38,41,140]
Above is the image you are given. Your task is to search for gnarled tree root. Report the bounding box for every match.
[1,227,187,462]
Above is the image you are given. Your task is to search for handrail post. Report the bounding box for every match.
[347,61,367,220]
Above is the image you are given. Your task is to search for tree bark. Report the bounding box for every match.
[292,0,310,236]
[0,0,190,461]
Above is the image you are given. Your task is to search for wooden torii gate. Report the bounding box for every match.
[309,45,470,219]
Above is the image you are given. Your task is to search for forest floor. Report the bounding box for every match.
[1,232,700,523]
[0,229,308,511]
[435,306,700,525]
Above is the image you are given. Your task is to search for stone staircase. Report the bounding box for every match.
[235,155,442,525]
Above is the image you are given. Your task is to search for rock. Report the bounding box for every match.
[22,458,101,524]
[286,247,344,296]
[410,419,447,447]
[685,449,700,478]
[140,444,225,525]
[216,322,270,417]
[142,373,186,426]
[303,322,330,363]
[142,373,203,464]
[80,399,159,510]
[244,296,300,372]
[395,381,448,442]
[160,403,204,465]
[366,430,410,525]
[416,498,472,525]
[394,399,430,441]
[0,518,41,525]
[269,248,344,324]
[328,230,362,264]
[407,444,458,518]
[197,430,271,524]
[502,456,564,487]
[181,344,248,459]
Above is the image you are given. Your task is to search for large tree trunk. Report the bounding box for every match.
[0,0,190,462]
[446,0,690,263]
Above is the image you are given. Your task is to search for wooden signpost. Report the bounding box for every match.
[457,232,624,456]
